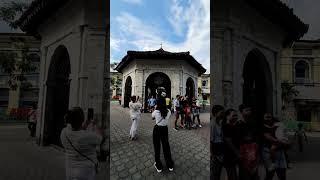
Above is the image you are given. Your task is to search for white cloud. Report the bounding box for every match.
[112,0,210,72]
[121,0,143,5]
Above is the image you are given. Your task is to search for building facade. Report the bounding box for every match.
[17,0,107,146]
[198,74,210,104]
[0,33,40,112]
[212,0,308,120]
[115,48,206,108]
[281,40,320,131]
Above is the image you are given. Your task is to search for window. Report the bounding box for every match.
[295,60,309,83]
[202,80,207,87]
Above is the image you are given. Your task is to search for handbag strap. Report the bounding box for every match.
[65,135,97,166]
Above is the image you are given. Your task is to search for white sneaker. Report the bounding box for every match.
[199,124,202,128]
[169,167,173,172]
[154,162,162,173]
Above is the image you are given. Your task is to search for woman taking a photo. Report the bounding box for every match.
[60,107,103,180]
[152,100,174,173]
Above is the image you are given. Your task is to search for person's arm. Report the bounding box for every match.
[151,110,156,120]
[264,132,279,145]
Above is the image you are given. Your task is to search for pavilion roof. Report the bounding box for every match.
[244,0,309,45]
[115,48,206,74]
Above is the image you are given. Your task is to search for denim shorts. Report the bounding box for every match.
[262,146,287,169]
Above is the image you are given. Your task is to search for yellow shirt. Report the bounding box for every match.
[165,98,170,106]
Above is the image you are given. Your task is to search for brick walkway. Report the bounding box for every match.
[110,102,210,179]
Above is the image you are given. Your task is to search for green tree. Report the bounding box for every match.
[0,1,36,90]
[281,80,299,110]
[111,74,122,94]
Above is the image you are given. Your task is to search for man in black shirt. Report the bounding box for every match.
[237,104,259,180]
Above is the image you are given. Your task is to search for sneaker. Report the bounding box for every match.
[199,124,202,128]
[154,162,162,173]
[173,127,179,131]
[168,167,173,172]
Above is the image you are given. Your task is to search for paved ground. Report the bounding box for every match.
[0,124,108,180]
[110,102,210,180]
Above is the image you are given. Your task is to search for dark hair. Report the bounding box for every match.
[225,108,236,117]
[156,99,168,118]
[212,105,224,116]
[176,95,180,98]
[239,104,250,112]
[69,107,85,130]
[64,110,72,124]
[131,96,136,102]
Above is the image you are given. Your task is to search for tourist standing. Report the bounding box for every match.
[222,108,240,180]
[27,103,37,137]
[184,102,192,130]
[192,101,202,128]
[294,123,308,152]
[262,113,288,180]
[179,96,185,128]
[173,95,180,131]
[211,105,225,180]
[152,100,174,173]
[148,96,156,113]
[129,96,142,140]
[60,107,103,180]
[237,104,259,180]
[165,97,171,111]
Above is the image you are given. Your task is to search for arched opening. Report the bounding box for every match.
[295,60,309,83]
[124,76,132,108]
[242,49,273,122]
[145,72,171,106]
[44,45,71,146]
[186,77,195,99]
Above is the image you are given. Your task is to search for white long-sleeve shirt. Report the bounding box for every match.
[60,125,102,169]
[129,102,142,120]
[152,109,171,126]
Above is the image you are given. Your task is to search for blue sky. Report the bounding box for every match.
[110,0,210,72]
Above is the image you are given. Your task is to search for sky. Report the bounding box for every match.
[281,0,320,40]
[110,0,210,72]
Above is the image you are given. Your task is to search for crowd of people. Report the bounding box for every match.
[211,104,292,180]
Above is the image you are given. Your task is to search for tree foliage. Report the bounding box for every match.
[0,1,29,29]
[0,1,36,90]
[281,80,299,109]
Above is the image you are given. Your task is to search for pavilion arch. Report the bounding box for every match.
[186,77,195,99]
[43,45,71,146]
[144,72,171,104]
[242,48,273,120]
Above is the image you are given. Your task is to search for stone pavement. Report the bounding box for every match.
[110,102,210,180]
[0,124,108,180]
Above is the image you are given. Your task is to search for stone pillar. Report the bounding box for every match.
[83,28,106,126]
[37,46,48,145]
[212,27,225,105]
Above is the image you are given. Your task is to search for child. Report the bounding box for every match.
[294,123,308,152]
[184,102,192,130]
[192,102,201,128]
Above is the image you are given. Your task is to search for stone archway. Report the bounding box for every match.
[145,72,171,102]
[186,77,195,99]
[43,45,71,146]
[124,76,132,108]
[242,49,273,121]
